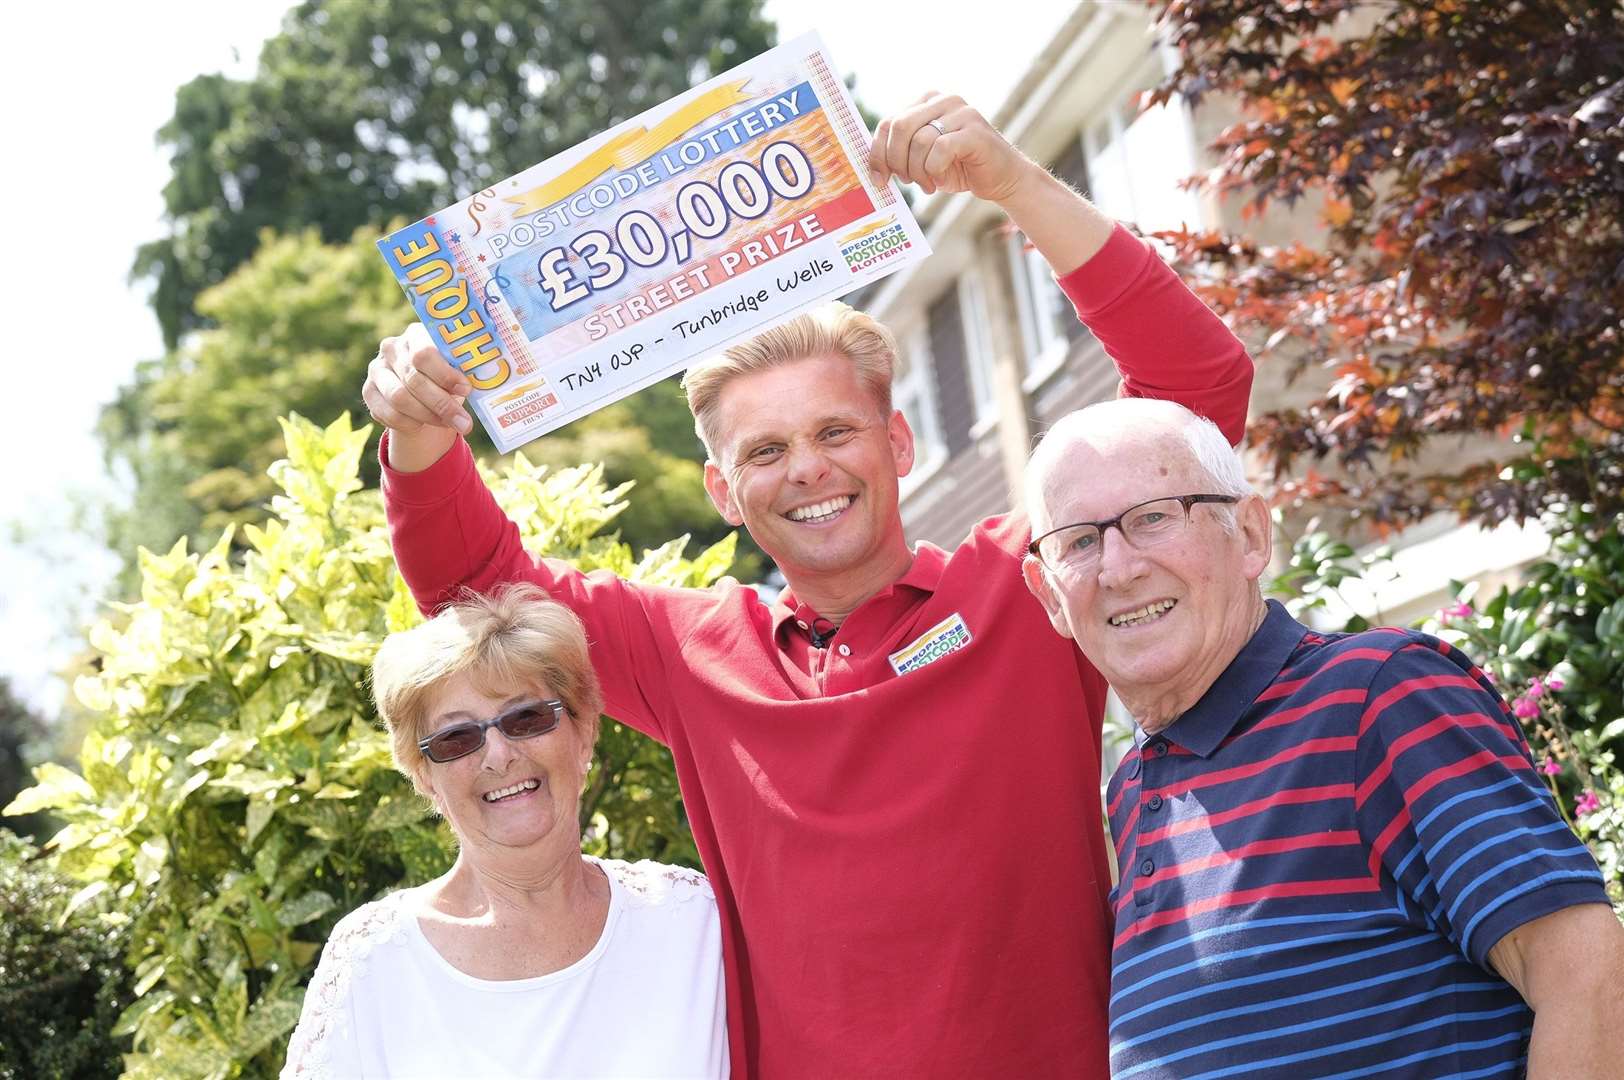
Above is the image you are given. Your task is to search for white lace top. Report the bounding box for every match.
[281,857,728,1079]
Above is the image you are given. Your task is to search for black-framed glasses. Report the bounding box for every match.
[417,699,566,764]
[1028,494,1240,575]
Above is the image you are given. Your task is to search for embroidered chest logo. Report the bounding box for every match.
[888,612,973,676]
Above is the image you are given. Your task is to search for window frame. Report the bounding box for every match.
[1009,228,1074,393]
[1009,53,1204,393]
[957,271,1000,435]
[894,323,947,500]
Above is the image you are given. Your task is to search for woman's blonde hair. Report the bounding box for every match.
[371,583,603,794]
[682,301,897,461]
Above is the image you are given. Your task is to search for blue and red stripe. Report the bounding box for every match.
[1106,602,1607,1079]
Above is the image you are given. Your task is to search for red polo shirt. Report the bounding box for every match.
[383,224,1252,1078]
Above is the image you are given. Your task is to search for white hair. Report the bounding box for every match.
[1024,399,1253,535]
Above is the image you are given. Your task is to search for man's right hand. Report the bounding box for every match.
[363,323,472,473]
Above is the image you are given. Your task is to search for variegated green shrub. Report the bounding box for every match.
[5,413,733,1079]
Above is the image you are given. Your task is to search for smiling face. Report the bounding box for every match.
[702,352,916,593]
[1022,421,1271,720]
[416,671,591,857]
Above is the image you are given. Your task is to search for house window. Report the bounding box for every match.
[895,325,945,498]
[1009,132,1093,390]
[1011,62,1202,391]
[1083,72,1201,237]
[924,285,979,458]
[957,272,998,430]
[1010,223,1079,391]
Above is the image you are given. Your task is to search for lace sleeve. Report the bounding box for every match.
[280,896,406,1080]
[607,859,716,907]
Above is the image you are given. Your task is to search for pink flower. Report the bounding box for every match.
[1440,601,1475,621]
[1481,668,1497,685]
[1541,757,1563,776]
[1575,790,1601,818]
[1546,676,1565,692]
[1527,677,1546,698]
[1512,697,1541,720]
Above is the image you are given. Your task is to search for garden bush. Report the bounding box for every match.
[5,414,733,1079]
[0,831,132,1080]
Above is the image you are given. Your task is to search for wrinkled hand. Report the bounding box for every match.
[868,92,1039,203]
[363,323,473,435]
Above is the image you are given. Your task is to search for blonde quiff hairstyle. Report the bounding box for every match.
[371,583,604,796]
[682,301,897,462]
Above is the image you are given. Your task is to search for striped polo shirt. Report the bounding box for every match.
[1106,601,1609,1079]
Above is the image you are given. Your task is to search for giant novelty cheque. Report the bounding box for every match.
[378,32,932,452]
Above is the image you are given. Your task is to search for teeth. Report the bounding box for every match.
[787,496,854,522]
[483,779,540,802]
[1109,600,1176,627]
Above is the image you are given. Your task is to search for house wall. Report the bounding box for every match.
[869,1,1546,638]
[874,4,1213,547]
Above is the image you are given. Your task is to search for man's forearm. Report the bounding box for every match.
[997,163,1114,278]
[380,433,530,615]
[1040,199,1254,443]
[1526,993,1624,1079]
[385,425,458,474]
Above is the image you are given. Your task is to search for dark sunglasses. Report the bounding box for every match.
[417,699,566,764]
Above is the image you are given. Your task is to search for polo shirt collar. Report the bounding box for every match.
[770,542,949,641]
[1160,600,1307,758]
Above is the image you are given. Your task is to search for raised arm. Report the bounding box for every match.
[869,93,1253,444]
[362,328,680,742]
[364,321,534,608]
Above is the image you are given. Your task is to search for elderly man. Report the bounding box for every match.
[363,93,1254,1078]
[1022,398,1624,1079]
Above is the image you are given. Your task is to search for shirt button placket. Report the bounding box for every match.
[1135,739,1169,908]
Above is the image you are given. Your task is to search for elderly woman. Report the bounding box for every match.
[281,584,727,1078]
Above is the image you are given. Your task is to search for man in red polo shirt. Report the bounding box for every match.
[363,93,1253,1077]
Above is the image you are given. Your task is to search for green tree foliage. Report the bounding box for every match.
[1151,0,1624,529]
[1152,0,1624,900]
[0,678,52,844]
[521,380,767,580]
[0,833,132,1080]
[6,414,731,1078]
[101,227,413,576]
[100,226,760,592]
[134,0,776,348]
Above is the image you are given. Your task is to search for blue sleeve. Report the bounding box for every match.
[1352,639,1608,967]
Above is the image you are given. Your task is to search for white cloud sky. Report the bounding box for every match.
[0,1,294,711]
[770,0,1084,116]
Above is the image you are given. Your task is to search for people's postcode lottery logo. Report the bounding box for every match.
[888,613,973,676]
[838,217,913,274]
